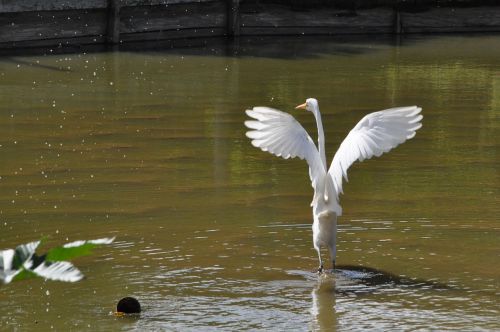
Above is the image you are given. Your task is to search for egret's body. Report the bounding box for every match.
[245,98,422,272]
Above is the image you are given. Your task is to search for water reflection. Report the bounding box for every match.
[309,264,451,331]
[310,274,337,331]
[0,35,400,59]
[306,265,499,331]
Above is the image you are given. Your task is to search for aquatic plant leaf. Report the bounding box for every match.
[32,261,83,282]
[0,249,15,272]
[63,237,115,248]
[11,268,38,283]
[12,241,41,269]
[1,241,41,284]
[45,237,115,261]
[46,244,96,261]
[0,250,22,284]
[0,270,21,284]
[1,237,114,285]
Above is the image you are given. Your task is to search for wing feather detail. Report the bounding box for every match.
[245,107,326,194]
[328,106,423,196]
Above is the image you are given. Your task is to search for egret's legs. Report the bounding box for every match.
[328,243,337,272]
[316,247,323,273]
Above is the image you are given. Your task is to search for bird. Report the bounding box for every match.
[244,98,422,273]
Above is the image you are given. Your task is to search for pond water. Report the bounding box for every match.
[0,34,499,331]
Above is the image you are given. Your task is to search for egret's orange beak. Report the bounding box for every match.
[295,102,307,110]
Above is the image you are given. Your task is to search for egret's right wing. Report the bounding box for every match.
[244,107,325,193]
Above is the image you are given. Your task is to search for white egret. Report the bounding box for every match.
[244,98,422,272]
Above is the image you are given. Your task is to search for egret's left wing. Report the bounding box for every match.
[328,106,423,197]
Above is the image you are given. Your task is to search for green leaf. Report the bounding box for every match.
[2,237,114,285]
[11,268,38,282]
[12,241,40,270]
[45,243,97,261]
[45,237,115,262]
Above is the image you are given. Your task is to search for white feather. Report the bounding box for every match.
[328,106,423,195]
[244,107,326,197]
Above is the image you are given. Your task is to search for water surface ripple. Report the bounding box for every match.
[0,35,499,331]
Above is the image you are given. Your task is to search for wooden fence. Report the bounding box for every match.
[0,0,499,48]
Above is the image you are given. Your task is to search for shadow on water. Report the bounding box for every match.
[290,264,450,292]
[0,57,74,72]
[122,35,404,59]
[5,32,498,61]
[0,34,432,59]
[334,264,450,291]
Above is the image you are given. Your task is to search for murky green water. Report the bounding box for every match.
[0,34,499,331]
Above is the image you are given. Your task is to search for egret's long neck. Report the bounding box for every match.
[312,106,327,169]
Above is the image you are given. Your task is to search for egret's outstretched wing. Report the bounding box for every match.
[245,107,325,193]
[328,106,423,196]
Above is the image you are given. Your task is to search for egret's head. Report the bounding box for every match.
[295,98,319,112]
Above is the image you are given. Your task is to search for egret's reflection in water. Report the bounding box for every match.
[304,265,498,331]
[310,273,337,331]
